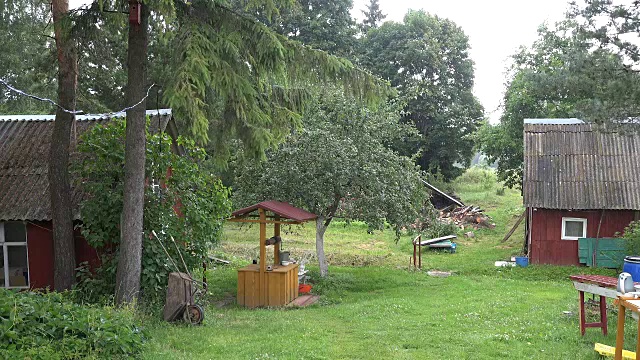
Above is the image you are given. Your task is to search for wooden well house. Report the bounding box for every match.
[229,201,316,308]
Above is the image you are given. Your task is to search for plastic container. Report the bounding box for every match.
[299,284,312,294]
[450,243,457,254]
[515,256,529,267]
[623,256,640,281]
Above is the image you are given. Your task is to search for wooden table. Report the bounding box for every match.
[615,296,640,360]
[570,275,618,336]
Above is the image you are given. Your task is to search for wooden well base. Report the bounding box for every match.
[237,263,299,308]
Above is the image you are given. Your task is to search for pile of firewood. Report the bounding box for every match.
[440,205,495,229]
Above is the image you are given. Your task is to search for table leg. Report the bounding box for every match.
[616,302,626,360]
[636,317,640,360]
[579,290,586,336]
[601,295,608,336]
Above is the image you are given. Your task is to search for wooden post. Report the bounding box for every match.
[259,208,267,306]
[274,215,281,265]
[413,241,416,269]
[418,235,422,269]
[615,301,625,360]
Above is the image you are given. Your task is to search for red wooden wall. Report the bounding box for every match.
[529,209,637,265]
[26,221,100,289]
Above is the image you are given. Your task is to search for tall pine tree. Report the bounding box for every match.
[360,0,386,33]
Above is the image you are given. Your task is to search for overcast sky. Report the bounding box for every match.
[351,0,573,122]
[69,0,574,122]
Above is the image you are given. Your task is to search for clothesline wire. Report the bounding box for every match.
[0,78,157,117]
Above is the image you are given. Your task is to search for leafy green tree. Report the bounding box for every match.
[360,0,386,33]
[74,119,231,301]
[359,10,484,180]
[478,21,640,188]
[234,89,427,277]
[266,0,358,58]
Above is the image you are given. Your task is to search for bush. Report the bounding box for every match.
[0,289,145,359]
[623,221,640,256]
[73,119,231,302]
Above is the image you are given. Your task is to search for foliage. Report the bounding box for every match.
[73,118,231,301]
[478,20,640,188]
[266,0,358,58]
[162,0,390,161]
[359,10,484,180]
[234,89,427,235]
[623,221,640,256]
[0,289,145,359]
[572,1,640,67]
[359,0,386,33]
[0,0,56,114]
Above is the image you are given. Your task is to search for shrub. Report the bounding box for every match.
[73,119,231,302]
[0,289,145,359]
[623,221,640,256]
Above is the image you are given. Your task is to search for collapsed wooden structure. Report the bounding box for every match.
[229,201,316,308]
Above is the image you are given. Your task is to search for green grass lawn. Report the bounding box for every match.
[142,168,631,359]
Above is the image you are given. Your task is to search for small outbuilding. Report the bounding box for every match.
[229,201,316,308]
[0,110,179,289]
[523,121,640,265]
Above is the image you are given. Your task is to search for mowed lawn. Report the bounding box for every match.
[143,169,631,359]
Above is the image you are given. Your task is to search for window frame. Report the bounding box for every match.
[561,217,588,240]
[0,222,30,289]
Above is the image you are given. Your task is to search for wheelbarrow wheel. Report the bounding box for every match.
[183,304,204,325]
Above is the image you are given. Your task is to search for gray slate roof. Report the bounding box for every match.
[523,123,640,210]
[0,109,175,221]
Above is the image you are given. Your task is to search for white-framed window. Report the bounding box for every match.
[561,217,587,240]
[0,222,29,288]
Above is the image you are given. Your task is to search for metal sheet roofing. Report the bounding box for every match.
[0,109,174,221]
[523,123,640,210]
[231,201,317,222]
[524,118,585,125]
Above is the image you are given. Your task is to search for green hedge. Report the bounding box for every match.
[0,289,146,359]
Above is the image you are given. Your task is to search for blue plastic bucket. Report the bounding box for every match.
[623,256,640,281]
[450,243,457,254]
[515,256,529,267]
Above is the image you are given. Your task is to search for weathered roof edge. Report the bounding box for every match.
[0,109,173,122]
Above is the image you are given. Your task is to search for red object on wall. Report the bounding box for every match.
[26,221,101,290]
[528,209,636,265]
[129,1,141,25]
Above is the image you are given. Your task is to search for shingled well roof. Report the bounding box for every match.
[0,109,174,221]
[231,201,317,223]
[523,123,640,210]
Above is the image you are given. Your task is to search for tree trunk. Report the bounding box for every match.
[316,216,329,277]
[115,2,149,306]
[50,0,77,291]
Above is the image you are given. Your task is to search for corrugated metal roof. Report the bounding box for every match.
[231,201,317,222]
[523,123,640,210]
[0,109,174,221]
[524,118,585,125]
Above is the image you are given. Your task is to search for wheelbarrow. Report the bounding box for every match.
[162,272,205,324]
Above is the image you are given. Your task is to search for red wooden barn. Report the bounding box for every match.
[0,109,180,289]
[523,121,640,265]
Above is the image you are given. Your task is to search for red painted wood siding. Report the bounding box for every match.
[26,221,100,289]
[529,209,636,265]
